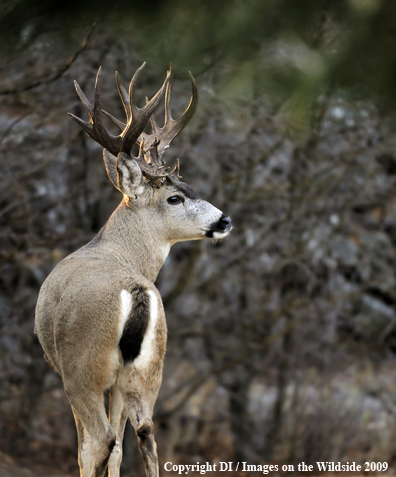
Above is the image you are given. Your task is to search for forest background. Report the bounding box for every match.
[2,0,396,475]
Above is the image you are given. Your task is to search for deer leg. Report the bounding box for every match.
[135,419,158,477]
[66,388,116,477]
[72,407,92,476]
[124,395,159,477]
[108,386,127,477]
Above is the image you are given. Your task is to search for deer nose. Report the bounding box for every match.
[206,214,232,238]
[217,214,232,231]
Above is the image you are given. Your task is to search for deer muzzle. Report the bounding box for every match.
[206,214,232,239]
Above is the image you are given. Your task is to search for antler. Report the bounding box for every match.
[140,69,198,158]
[70,64,198,182]
[68,63,171,180]
[102,67,198,180]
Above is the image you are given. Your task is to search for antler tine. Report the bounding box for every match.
[164,68,173,126]
[68,112,93,138]
[101,70,133,131]
[68,80,95,136]
[128,62,145,119]
[132,67,171,121]
[165,71,198,140]
[136,97,164,171]
[68,67,122,156]
[74,80,94,118]
[120,67,170,155]
[146,96,161,136]
[171,158,182,179]
[101,109,125,131]
[154,71,198,158]
[115,71,131,123]
[110,66,148,126]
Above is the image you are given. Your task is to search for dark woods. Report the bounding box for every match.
[2,0,396,474]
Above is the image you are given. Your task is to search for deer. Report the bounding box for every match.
[34,63,232,477]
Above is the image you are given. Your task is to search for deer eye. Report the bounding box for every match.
[167,195,184,205]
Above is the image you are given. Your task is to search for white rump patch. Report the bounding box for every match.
[104,289,133,388]
[133,290,158,371]
[161,243,171,262]
[119,290,132,341]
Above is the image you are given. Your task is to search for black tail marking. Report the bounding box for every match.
[119,285,150,364]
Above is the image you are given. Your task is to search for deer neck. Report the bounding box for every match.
[100,199,170,283]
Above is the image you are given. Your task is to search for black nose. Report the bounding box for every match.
[217,215,232,231]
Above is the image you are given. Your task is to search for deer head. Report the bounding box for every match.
[69,63,232,243]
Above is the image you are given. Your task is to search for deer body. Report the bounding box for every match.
[35,65,231,477]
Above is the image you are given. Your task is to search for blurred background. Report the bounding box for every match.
[2,0,396,475]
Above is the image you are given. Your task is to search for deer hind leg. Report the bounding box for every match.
[108,385,127,477]
[72,407,92,475]
[67,388,116,477]
[135,419,158,477]
[123,391,159,477]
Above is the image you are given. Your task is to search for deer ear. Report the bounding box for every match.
[103,149,120,191]
[116,152,144,198]
[103,150,144,198]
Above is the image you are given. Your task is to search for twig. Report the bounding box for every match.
[0,22,99,96]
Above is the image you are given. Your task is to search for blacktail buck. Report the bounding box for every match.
[34,63,232,477]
